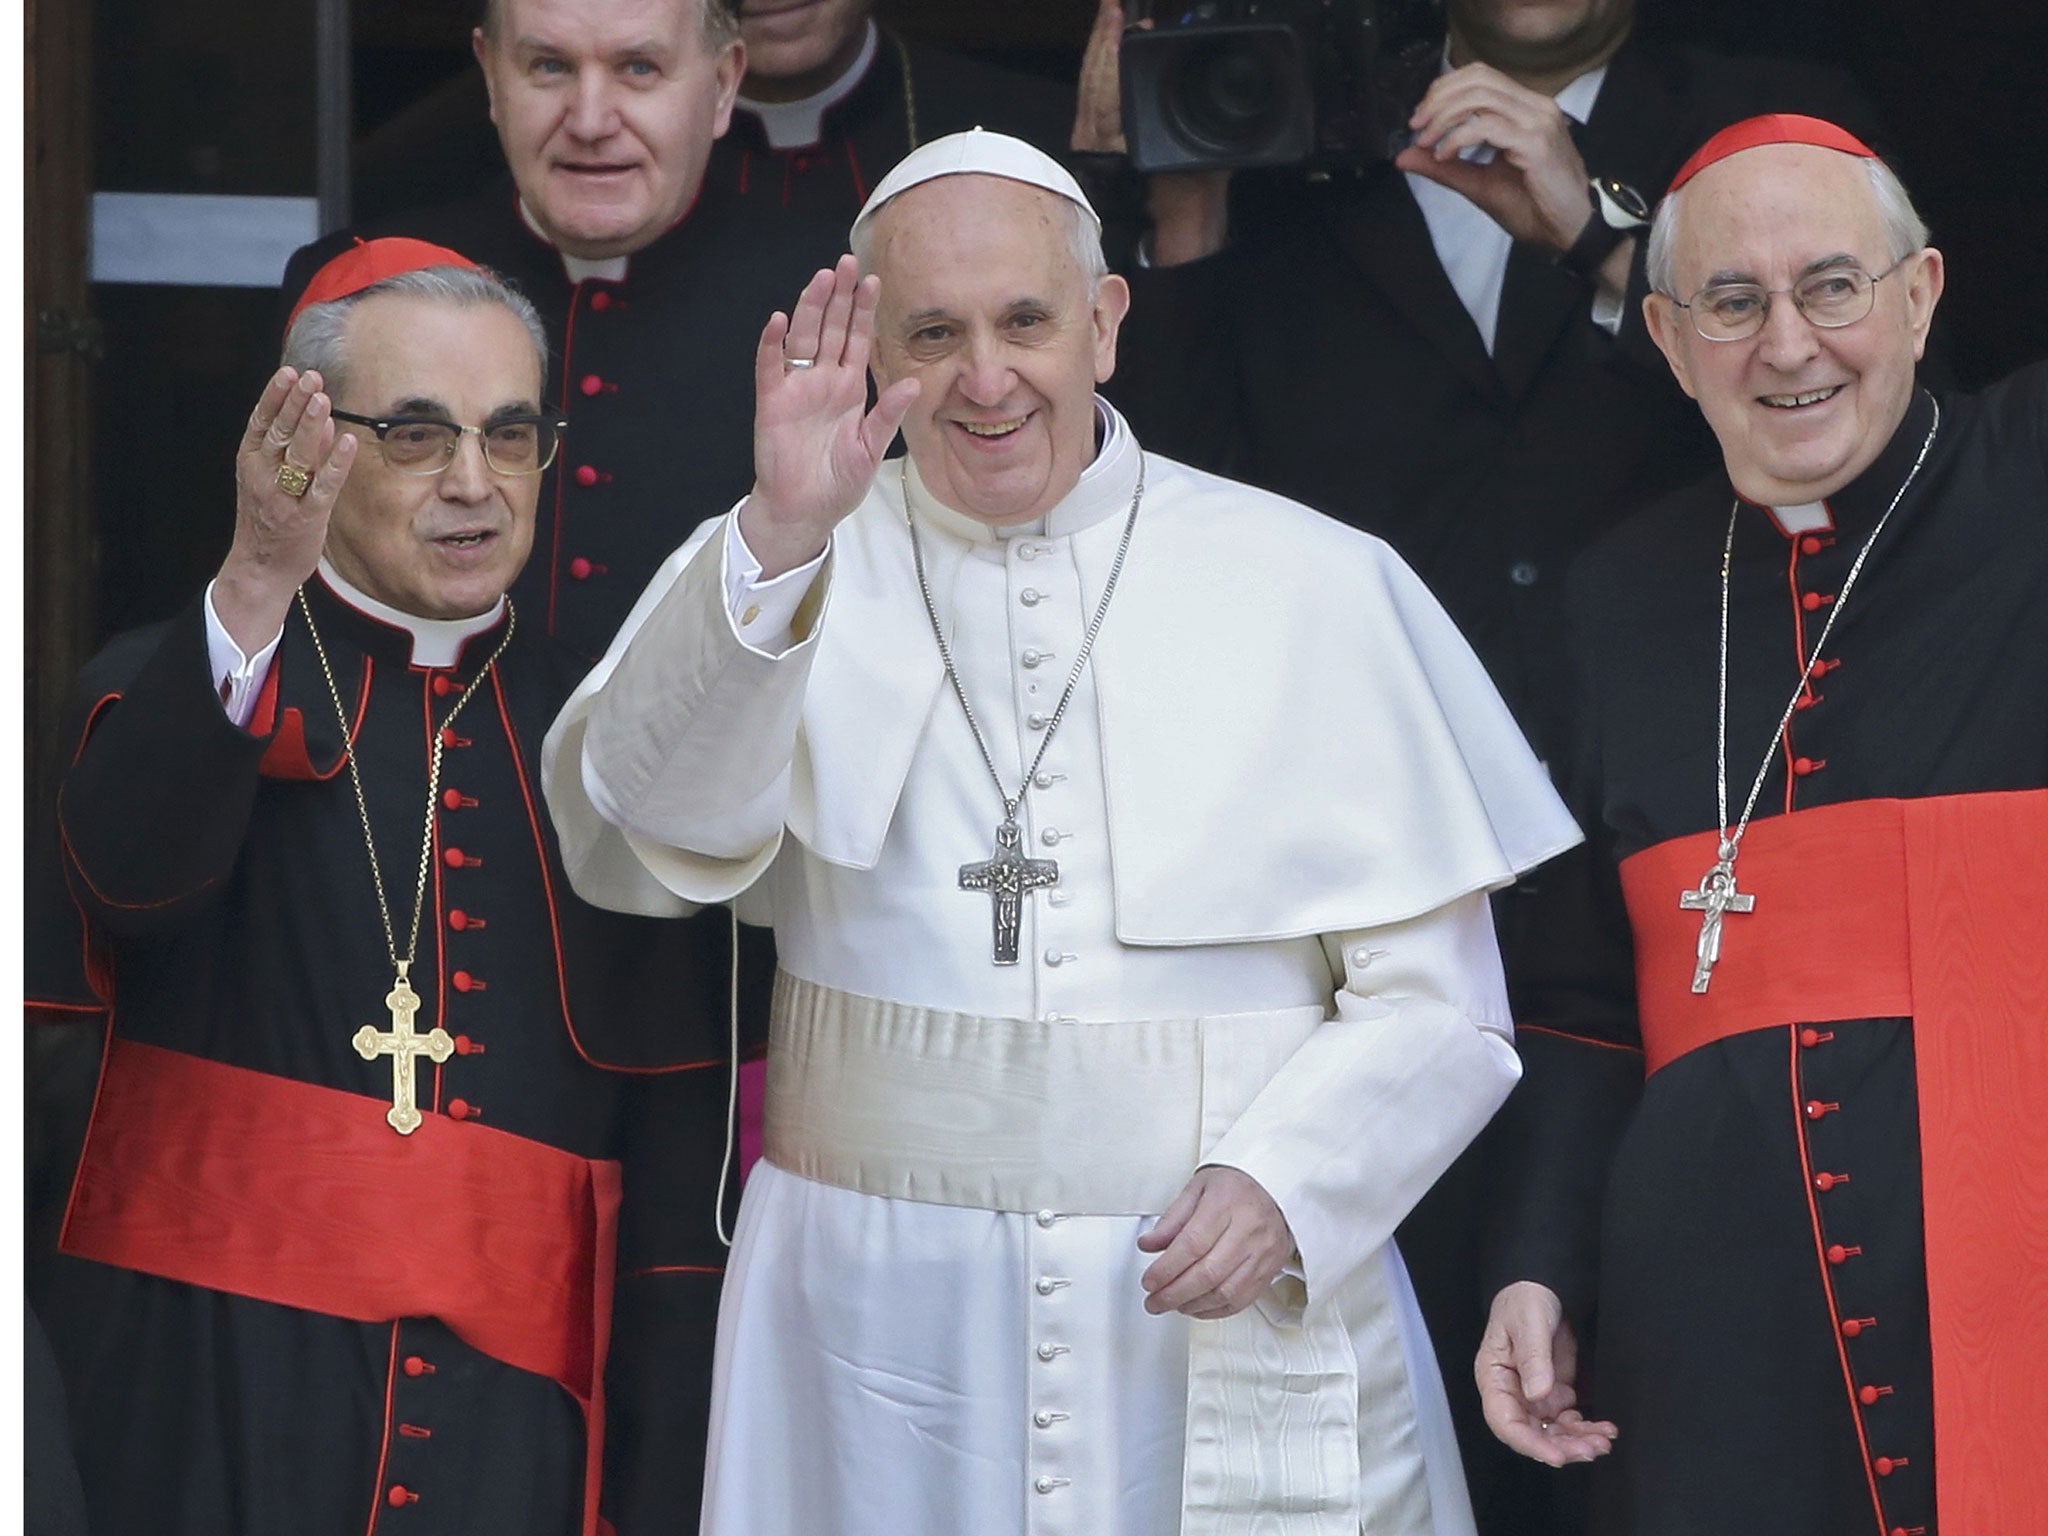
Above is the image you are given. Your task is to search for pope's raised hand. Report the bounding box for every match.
[740,256,920,579]
[214,366,358,656]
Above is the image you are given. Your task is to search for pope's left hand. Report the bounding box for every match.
[1137,1166,1295,1319]
[1396,62,1593,253]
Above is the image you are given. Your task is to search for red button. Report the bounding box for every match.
[1805,1099,1832,1119]
[1860,1384,1884,1405]
[441,727,468,749]
[431,674,455,697]
[574,464,599,487]
[570,557,593,580]
[448,1098,474,1121]
[452,970,482,993]
[402,1354,429,1376]
[1827,1244,1852,1265]
[441,788,465,811]
[443,847,467,869]
[387,1484,414,1507]
[581,373,604,396]
[448,909,473,931]
[1815,1172,1838,1191]
[589,290,611,311]
[1800,1027,1822,1048]
[1800,536,1824,555]
[453,1034,477,1055]
[1842,1317,1872,1338]
[1874,1457,1896,1477]
[1801,591,1828,612]
[1794,756,1818,776]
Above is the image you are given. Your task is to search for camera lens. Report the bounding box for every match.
[1166,34,1294,155]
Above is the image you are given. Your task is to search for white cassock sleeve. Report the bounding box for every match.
[1202,889,1521,1312]
[541,512,832,919]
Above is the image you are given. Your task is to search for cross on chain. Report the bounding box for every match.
[352,962,455,1134]
[959,818,1060,966]
[1678,859,1757,993]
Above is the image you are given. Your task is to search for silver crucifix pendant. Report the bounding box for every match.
[1678,857,1757,993]
[959,818,1060,965]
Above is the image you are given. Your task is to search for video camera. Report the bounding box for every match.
[1120,0,1446,177]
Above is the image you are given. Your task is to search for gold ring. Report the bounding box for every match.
[275,461,313,498]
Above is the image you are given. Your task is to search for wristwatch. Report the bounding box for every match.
[1557,175,1650,281]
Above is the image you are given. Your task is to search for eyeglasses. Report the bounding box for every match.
[331,409,569,476]
[1666,255,1911,342]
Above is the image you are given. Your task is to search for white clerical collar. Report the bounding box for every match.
[1763,500,1836,536]
[317,559,507,668]
[736,21,880,150]
[904,399,1138,546]
[518,200,631,283]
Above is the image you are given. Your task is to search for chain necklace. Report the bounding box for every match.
[298,588,516,1132]
[904,455,1145,964]
[1682,396,1940,993]
[887,28,919,149]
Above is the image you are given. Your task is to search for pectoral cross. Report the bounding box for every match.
[1679,858,1756,994]
[352,962,455,1134]
[959,818,1060,965]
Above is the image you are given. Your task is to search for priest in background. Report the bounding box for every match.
[545,130,1582,1535]
[1479,115,2047,1536]
[29,239,748,1536]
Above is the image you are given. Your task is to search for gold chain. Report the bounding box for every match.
[888,28,919,149]
[297,588,517,972]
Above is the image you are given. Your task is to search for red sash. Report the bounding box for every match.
[1620,790,2048,1531]
[61,1037,622,1536]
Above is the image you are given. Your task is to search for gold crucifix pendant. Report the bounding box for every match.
[352,961,455,1134]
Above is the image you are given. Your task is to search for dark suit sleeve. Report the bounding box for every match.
[1485,564,1646,1318]
[1107,250,1255,478]
[57,598,274,936]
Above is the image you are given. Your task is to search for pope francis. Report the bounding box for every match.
[543,130,1581,1536]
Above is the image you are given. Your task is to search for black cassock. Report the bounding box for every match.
[1498,367,2048,1536]
[27,577,771,1536]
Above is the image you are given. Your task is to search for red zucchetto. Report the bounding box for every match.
[285,236,480,331]
[1667,114,1880,195]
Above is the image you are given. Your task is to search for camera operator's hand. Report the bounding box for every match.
[1398,62,1594,255]
[1072,0,1231,268]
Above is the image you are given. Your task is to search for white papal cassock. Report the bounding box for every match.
[542,404,1580,1536]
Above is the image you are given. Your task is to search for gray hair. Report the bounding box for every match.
[851,181,1110,298]
[478,0,739,48]
[282,264,549,399]
[1646,154,1931,296]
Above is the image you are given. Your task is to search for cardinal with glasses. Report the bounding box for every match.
[26,238,757,1536]
[544,130,1581,1536]
[1475,116,2048,1536]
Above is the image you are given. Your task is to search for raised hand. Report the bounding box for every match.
[740,256,920,579]
[1397,63,1594,253]
[213,367,358,655]
[1476,1280,1618,1466]
[1137,1165,1296,1320]
[1072,0,1133,154]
